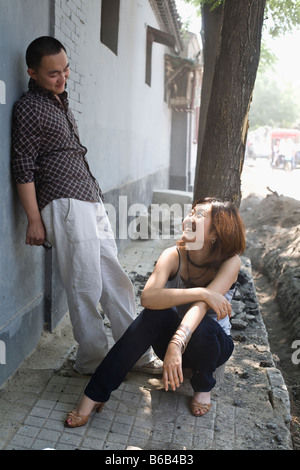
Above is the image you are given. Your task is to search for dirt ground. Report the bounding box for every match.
[240,159,300,449]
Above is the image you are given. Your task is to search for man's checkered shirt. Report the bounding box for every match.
[11,79,103,211]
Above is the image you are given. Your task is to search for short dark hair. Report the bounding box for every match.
[26,36,67,70]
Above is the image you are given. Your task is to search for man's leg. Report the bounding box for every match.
[42,199,109,373]
[42,199,159,373]
[95,202,156,367]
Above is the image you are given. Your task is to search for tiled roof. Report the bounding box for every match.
[150,0,183,50]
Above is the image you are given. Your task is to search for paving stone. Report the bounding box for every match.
[0,240,293,451]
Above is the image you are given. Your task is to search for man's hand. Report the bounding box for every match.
[16,182,46,246]
[26,219,46,246]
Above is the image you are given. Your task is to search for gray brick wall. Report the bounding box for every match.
[54,0,87,121]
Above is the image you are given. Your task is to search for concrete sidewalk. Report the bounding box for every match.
[0,238,293,451]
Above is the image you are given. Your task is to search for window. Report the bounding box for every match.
[100,0,120,55]
[146,26,175,86]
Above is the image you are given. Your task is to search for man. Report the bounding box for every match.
[11,36,161,375]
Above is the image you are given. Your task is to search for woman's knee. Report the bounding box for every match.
[139,307,179,326]
[194,316,217,338]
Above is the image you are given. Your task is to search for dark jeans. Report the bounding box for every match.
[84,308,234,402]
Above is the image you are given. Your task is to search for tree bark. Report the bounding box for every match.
[193,0,266,206]
[196,2,224,167]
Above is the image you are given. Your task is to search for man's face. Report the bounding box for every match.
[28,50,70,95]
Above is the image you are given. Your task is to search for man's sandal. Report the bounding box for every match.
[190,400,212,417]
[65,402,105,428]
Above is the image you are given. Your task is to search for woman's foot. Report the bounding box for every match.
[190,391,211,417]
[65,395,105,428]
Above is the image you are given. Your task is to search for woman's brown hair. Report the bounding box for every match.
[179,197,246,268]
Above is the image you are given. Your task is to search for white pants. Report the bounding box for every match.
[41,198,153,373]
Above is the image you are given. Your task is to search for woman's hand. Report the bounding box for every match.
[163,343,183,391]
[203,288,231,321]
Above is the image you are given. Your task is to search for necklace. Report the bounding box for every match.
[186,250,208,283]
[186,250,204,268]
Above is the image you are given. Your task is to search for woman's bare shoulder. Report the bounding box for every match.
[218,254,241,276]
[154,245,180,272]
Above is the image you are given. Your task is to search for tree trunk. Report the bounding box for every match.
[196,2,224,168]
[193,0,266,206]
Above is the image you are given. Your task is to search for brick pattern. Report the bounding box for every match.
[54,0,87,121]
[5,372,218,450]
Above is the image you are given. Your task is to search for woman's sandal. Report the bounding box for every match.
[65,402,105,428]
[190,399,212,417]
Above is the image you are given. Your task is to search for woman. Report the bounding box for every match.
[65,197,246,427]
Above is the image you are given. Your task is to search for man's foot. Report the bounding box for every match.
[59,358,93,377]
[132,357,163,375]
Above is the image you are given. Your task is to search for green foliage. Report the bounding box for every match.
[182,0,300,35]
[265,0,300,37]
[181,1,300,72]
[251,1,300,128]
[180,1,300,130]
[257,39,277,72]
[184,0,222,11]
[249,73,300,129]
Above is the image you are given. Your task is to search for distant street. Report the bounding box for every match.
[241,157,300,201]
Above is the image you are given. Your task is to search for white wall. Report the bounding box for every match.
[0,0,175,386]
[75,0,172,195]
[0,0,53,386]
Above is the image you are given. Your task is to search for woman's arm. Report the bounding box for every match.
[199,255,241,321]
[162,255,241,391]
[163,301,209,391]
[141,247,220,311]
[141,250,240,316]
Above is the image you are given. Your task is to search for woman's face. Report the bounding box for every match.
[182,203,213,250]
